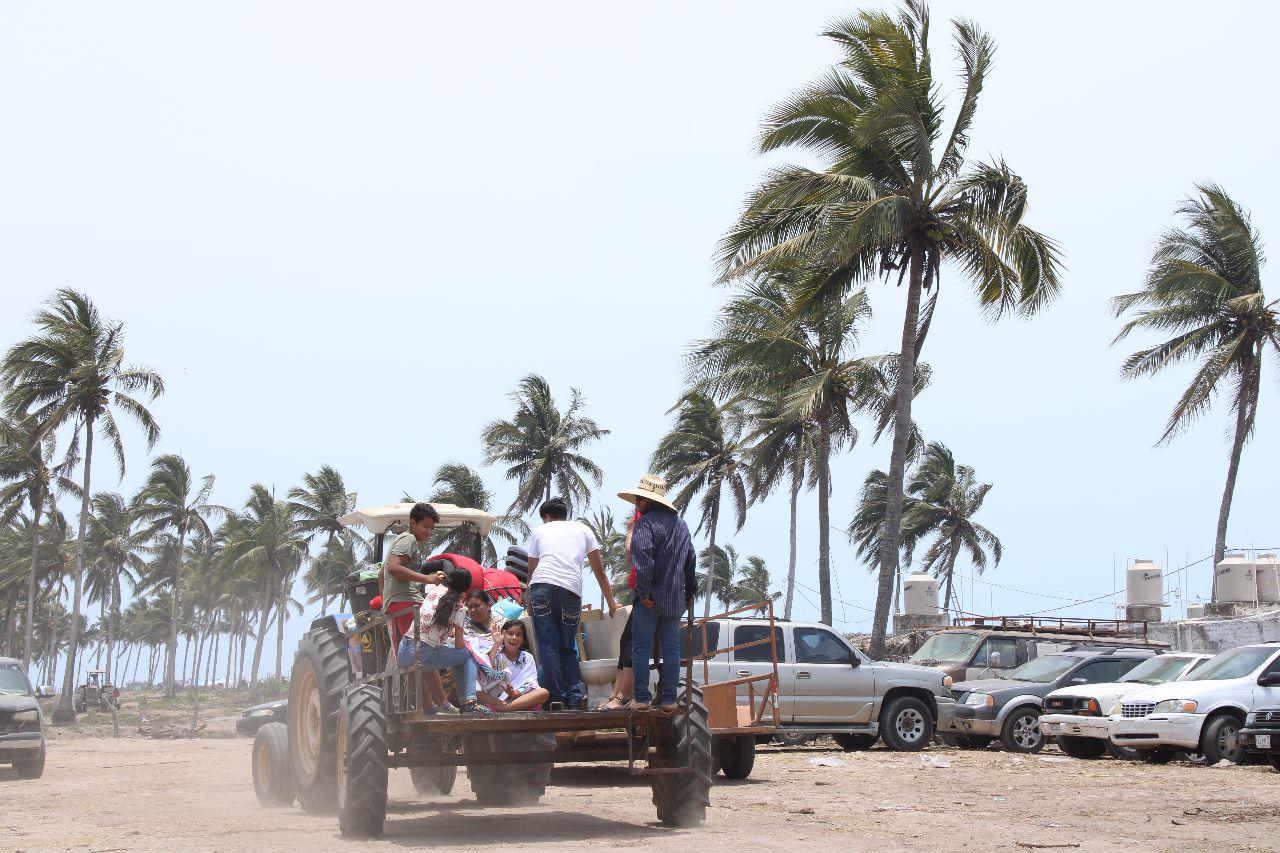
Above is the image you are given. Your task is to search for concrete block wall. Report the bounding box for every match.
[1149,609,1280,654]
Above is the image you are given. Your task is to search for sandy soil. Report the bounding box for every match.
[4,734,1280,852]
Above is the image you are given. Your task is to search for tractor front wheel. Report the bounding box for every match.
[287,623,348,814]
[252,722,295,807]
[337,686,388,838]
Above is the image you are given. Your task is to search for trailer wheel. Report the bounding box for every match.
[288,623,348,813]
[252,722,295,806]
[1058,736,1107,760]
[466,731,554,806]
[410,764,458,796]
[652,686,713,827]
[337,686,388,838]
[717,735,756,779]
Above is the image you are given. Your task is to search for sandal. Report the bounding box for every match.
[597,696,627,711]
[624,699,650,711]
[659,703,679,715]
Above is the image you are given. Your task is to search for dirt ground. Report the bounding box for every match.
[4,732,1280,853]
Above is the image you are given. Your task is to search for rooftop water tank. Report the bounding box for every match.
[1215,554,1257,603]
[1257,554,1280,603]
[1126,559,1164,606]
[903,572,940,615]
[1187,603,1206,619]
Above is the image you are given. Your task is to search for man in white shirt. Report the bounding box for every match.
[526,497,619,710]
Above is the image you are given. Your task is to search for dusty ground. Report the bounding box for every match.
[4,733,1280,852]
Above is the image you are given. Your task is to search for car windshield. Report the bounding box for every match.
[0,665,31,695]
[1184,646,1276,681]
[910,632,981,664]
[1121,655,1195,685]
[1004,654,1079,684]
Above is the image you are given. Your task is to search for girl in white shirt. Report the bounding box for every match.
[489,621,549,712]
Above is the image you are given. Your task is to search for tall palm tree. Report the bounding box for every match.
[697,543,741,614]
[2,289,163,719]
[221,484,307,685]
[423,462,530,563]
[287,465,363,610]
[85,492,148,684]
[731,555,776,615]
[652,393,749,619]
[0,411,78,669]
[718,2,1062,656]
[481,375,609,517]
[579,506,628,608]
[132,454,221,698]
[902,443,1001,618]
[1113,185,1278,570]
[689,275,920,625]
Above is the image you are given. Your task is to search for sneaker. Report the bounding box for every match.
[422,704,440,716]
[435,702,459,715]
[459,700,489,715]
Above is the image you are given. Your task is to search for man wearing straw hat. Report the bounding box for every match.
[618,474,697,712]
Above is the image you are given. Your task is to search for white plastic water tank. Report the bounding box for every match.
[1187,603,1206,619]
[1215,554,1257,603]
[903,573,940,615]
[1125,559,1164,606]
[1256,554,1280,603]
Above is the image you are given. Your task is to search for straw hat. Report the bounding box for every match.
[618,474,677,512]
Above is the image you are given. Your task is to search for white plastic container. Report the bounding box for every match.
[1215,554,1257,603]
[1126,559,1164,606]
[1256,554,1280,603]
[903,573,940,615]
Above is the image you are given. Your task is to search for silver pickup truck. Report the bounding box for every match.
[688,618,955,751]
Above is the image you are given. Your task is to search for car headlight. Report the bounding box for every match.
[247,709,276,718]
[1247,711,1258,725]
[1108,701,1123,716]
[1152,699,1198,714]
[943,675,953,690]
[13,709,39,731]
[965,692,994,707]
[1080,698,1101,717]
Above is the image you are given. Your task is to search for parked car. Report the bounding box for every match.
[235,699,287,736]
[909,623,1164,682]
[1239,706,1280,771]
[1109,642,1280,765]
[1038,652,1212,759]
[0,656,53,779]
[691,618,955,751]
[944,647,1157,753]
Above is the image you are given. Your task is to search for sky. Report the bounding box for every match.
[2,1,1278,678]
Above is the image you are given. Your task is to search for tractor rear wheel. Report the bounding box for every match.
[466,731,554,806]
[252,722,295,806]
[288,622,348,814]
[337,686,388,838]
[652,686,713,827]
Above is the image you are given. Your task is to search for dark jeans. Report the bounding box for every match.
[631,604,680,705]
[529,583,584,705]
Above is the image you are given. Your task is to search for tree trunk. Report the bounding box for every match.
[164,521,188,698]
[22,481,46,671]
[275,584,286,679]
[942,534,963,623]
[1212,357,1258,580]
[249,581,273,685]
[870,244,925,659]
[703,510,719,620]
[2,586,16,657]
[55,417,95,724]
[224,608,237,689]
[815,416,834,626]
[783,472,800,621]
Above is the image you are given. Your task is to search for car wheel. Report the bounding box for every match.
[941,734,993,750]
[1105,742,1141,761]
[999,707,1045,754]
[1199,715,1244,765]
[774,730,813,747]
[15,744,45,779]
[1266,753,1280,773]
[1138,747,1176,764]
[1058,736,1107,760]
[879,696,934,752]
[832,733,877,751]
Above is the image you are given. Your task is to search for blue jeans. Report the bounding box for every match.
[396,636,477,703]
[529,583,584,705]
[632,604,681,705]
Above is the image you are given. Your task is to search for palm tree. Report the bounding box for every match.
[221,485,308,685]
[697,543,741,614]
[85,492,148,684]
[718,2,1062,657]
[1113,185,1278,570]
[689,275,919,625]
[481,375,609,517]
[423,462,530,563]
[731,555,776,615]
[579,506,628,608]
[902,443,1001,618]
[652,393,749,619]
[2,289,163,719]
[132,454,221,698]
[287,465,363,611]
[0,411,78,669]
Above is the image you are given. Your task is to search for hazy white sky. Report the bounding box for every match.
[2,2,1277,671]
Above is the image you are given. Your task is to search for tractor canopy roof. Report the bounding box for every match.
[339,502,496,538]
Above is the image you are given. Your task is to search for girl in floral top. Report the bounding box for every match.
[397,587,485,714]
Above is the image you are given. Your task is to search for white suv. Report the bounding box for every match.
[1108,643,1280,765]
[1038,652,1211,759]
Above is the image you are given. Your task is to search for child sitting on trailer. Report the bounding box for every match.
[397,585,487,715]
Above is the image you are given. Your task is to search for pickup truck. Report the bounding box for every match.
[688,618,955,751]
[0,656,53,779]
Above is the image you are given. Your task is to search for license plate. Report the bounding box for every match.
[1258,734,1272,749]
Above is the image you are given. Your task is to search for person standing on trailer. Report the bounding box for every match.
[619,475,696,713]
[525,497,619,710]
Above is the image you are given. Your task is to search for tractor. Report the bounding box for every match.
[75,670,120,714]
[250,501,778,838]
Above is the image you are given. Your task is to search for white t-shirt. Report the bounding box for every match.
[526,520,600,597]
